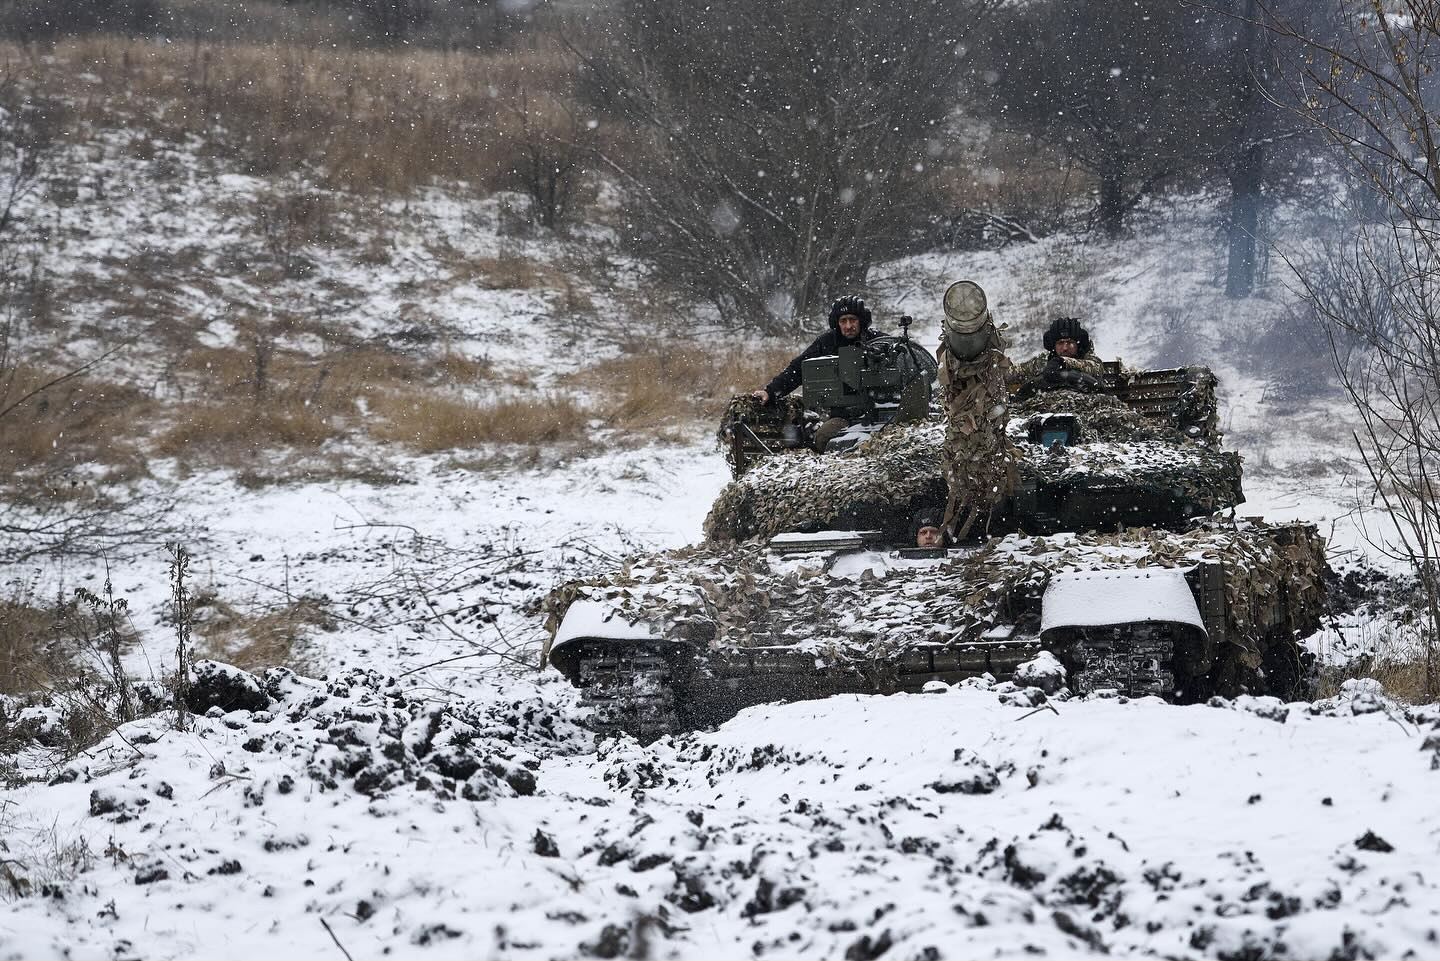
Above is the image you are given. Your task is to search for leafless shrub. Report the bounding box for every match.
[254,187,340,274]
[571,0,991,332]
[1273,0,1440,699]
[500,88,597,231]
[167,543,193,732]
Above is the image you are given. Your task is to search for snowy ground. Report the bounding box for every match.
[4,99,1438,959]
[4,666,1438,960]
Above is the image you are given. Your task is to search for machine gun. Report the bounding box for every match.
[720,316,939,476]
[799,318,938,426]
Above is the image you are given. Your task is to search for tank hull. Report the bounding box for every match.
[546,521,1328,740]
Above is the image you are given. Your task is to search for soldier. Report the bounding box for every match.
[751,296,888,452]
[1010,317,1104,393]
[911,508,947,549]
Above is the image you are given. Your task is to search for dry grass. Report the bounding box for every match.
[1317,653,1438,705]
[936,129,1093,231]
[0,368,152,482]
[154,402,339,458]
[448,252,570,292]
[565,342,796,430]
[4,34,592,195]
[0,599,64,695]
[153,340,501,461]
[195,595,330,675]
[367,391,590,451]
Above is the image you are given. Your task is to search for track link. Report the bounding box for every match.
[576,646,682,741]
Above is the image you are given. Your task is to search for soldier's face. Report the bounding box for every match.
[916,526,944,548]
[1055,337,1079,358]
[838,315,862,339]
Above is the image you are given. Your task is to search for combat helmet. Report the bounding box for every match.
[1043,317,1092,356]
[828,295,873,333]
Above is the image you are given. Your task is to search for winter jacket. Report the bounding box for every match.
[764,327,887,400]
[1010,350,1105,388]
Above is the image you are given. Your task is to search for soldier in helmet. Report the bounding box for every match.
[910,508,947,549]
[1010,317,1105,393]
[751,295,888,452]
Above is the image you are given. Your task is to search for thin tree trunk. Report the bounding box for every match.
[1098,164,1127,238]
[1226,142,1264,298]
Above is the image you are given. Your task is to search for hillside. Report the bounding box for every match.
[1,32,1436,961]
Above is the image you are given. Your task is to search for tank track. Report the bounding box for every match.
[1062,624,1176,698]
[576,646,682,742]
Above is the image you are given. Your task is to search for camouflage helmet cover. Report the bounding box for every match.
[943,281,990,335]
[1043,317,1092,356]
[828,295,873,332]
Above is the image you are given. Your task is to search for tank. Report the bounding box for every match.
[542,287,1328,740]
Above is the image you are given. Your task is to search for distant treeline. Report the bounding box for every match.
[0,0,537,47]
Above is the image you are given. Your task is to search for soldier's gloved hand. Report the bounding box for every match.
[1053,369,1101,392]
[1042,354,1066,384]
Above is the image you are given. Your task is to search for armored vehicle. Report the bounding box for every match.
[543,285,1327,740]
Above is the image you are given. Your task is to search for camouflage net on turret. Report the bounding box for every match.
[544,519,1329,697]
[1010,391,1151,443]
[702,411,1242,542]
[703,419,948,542]
[1023,439,1243,509]
[716,395,812,475]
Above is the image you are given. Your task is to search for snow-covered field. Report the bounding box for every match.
[4,93,1438,960]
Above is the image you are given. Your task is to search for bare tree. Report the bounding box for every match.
[501,88,595,231]
[1267,0,1440,698]
[973,0,1243,238]
[571,0,992,332]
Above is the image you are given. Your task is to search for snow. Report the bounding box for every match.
[1041,567,1205,632]
[4,676,1439,960]
[2,75,1437,961]
[552,598,665,645]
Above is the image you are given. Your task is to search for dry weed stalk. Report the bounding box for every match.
[167,543,193,732]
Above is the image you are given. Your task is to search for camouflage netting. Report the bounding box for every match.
[703,412,1242,541]
[1009,390,1152,443]
[716,395,812,475]
[938,336,1017,538]
[544,519,1328,694]
[703,419,948,542]
[1023,439,1243,509]
[1173,366,1221,443]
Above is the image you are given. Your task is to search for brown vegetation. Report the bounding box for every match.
[1318,653,1434,705]
[195,594,331,676]
[565,342,795,429]
[0,367,152,482]
[2,34,596,196]
[0,598,64,695]
[153,340,501,462]
[935,131,1093,237]
[367,391,591,451]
